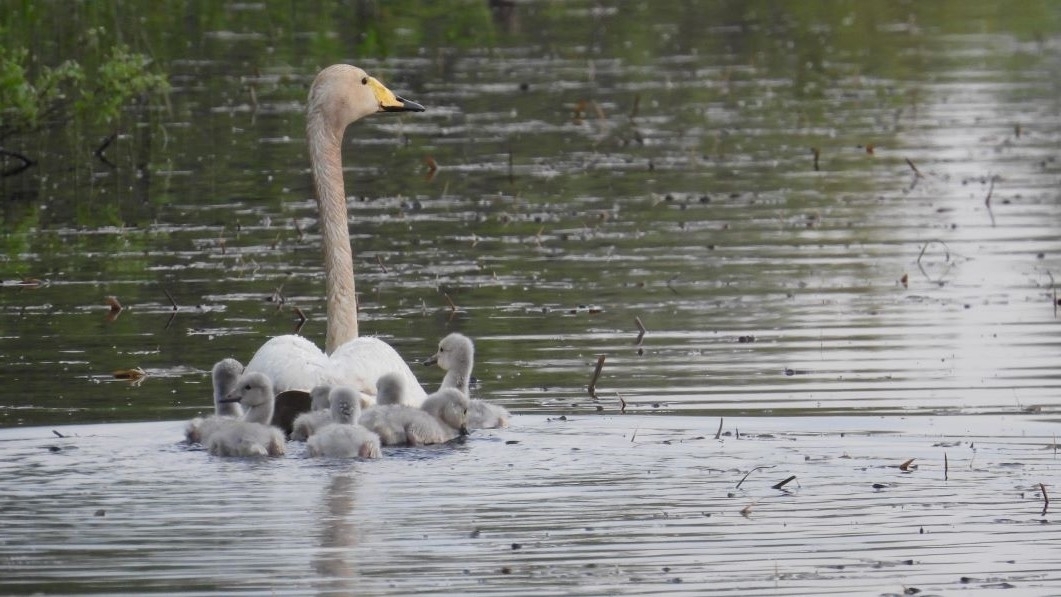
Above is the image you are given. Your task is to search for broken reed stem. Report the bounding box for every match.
[984,177,995,208]
[588,354,606,398]
[618,393,627,413]
[443,292,458,312]
[811,147,820,171]
[1041,483,1050,516]
[377,255,388,274]
[162,288,178,310]
[714,417,724,440]
[916,239,951,265]
[905,157,922,177]
[944,452,949,481]
[735,465,775,490]
[1047,270,1057,319]
[634,316,646,345]
[771,475,796,490]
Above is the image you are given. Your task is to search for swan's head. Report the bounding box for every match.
[328,387,362,425]
[309,384,332,411]
[222,372,274,409]
[425,388,470,436]
[375,372,405,406]
[424,333,475,373]
[308,64,424,132]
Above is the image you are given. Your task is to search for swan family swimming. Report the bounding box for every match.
[182,65,511,458]
[187,332,509,458]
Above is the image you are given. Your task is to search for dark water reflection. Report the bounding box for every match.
[1,1,1061,593]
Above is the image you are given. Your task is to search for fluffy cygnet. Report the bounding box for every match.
[290,385,335,441]
[185,358,244,444]
[359,373,458,446]
[206,372,286,457]
[425,333,510,429]
[307,387,381,459]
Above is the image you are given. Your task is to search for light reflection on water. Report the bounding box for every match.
[2,415,1060,595]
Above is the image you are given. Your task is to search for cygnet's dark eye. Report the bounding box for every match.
[361,77,368,85]
[244,384,251,390]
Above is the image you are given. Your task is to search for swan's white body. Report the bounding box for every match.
[243,64,427,407]
[307,387,381,459]
[426,333,510,429]
[359,373,457,446]
[206,372,286,457]
[186,358,245,444]
[290,385,334,441]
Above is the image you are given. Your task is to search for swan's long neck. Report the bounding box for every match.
[441,359,471,393]
[308,111,358,354]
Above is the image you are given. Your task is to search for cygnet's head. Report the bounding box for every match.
[425,388,470,436]
[328,387,362,425]
[424,333,474,373]
[308,64,425,135]
[310,384,332,411]
[223,372,274,409]
[375,372,405,406]
[211,358,244,416]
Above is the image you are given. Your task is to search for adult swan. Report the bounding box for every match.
[244,64,428,406]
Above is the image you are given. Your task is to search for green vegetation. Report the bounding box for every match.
[0,29,169,139]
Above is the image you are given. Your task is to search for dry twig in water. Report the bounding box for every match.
[944,452,949,481]
[771,475,796,490]
[634,316,646,346]
[588,355,606,398]
[736,465,776,490]
[1041,483,1050,516]
[162,288,178,311]
[899,458,916,472]
[293,307,307,334]
[714,417,724,440]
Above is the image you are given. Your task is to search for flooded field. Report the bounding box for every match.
[1,0,1060,594]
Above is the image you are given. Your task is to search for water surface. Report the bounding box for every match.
[1,1,1060,594]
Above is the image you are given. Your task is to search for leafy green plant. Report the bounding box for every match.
[0,39,168,140]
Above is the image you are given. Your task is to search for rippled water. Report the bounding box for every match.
[2,1,1061,594]
[3,415,1061,595]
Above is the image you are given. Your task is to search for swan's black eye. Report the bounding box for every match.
[244,384,251,390]
[361,77,368,85]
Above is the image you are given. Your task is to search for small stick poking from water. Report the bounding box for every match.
[984,176,997,227]
[52,429,65,438]
[810,147,820,171]
[377,255,388,274]
[634,316,646,345]
[1040,483,1049,516]
[714,417,724,440]
[771,475,796,490]
[588,355,606,398]
[905,158,922,178]
[162,288,178,311]
[1047,270,1057,319]
[944,452,949,481]
[443,293,458,312]
[618,393,627,413]
[735,465,775,490]
[293,307,307,334]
